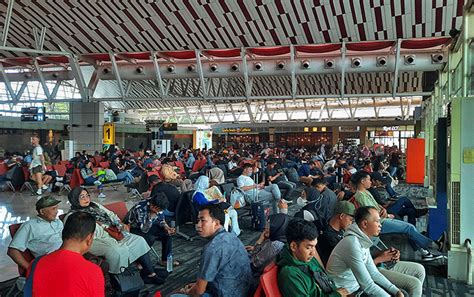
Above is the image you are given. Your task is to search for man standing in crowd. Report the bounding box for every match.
[26,212,104,296]
[8,196,63,272]
[29,134,48,195]
[176,204,252,297]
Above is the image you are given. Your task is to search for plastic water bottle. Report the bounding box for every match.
[166,253,173,272]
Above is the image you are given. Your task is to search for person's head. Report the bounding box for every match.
[311,178,327,192]
[351,170,371,190]
[84,160,93,169]
[332,201,355,230]
[35,196,61,221]
[267,159,276,169]
[370,172,384,187]
[194,175,210,192]
[62,212,96,254]
[354,206,381,237]
[242,163,253,175]
[148,192,169,214]
[285,218,319,263]
[196,204,225,238]
[268,214,290,242]
[68,187,91,208]
[30,134,40,146]
[148,174,160,187]
[308,160,316,169]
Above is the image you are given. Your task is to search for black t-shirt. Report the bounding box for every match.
[317,225,344,267]
[368,187,388,206]
[150,182,180,212]
[265,167,285,184]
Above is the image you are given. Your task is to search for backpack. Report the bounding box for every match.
[230,188,246,209]
[96,169,107,183]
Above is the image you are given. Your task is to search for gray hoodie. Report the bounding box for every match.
[326,223,399,296]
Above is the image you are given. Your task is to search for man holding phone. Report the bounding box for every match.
[265,159,296,202]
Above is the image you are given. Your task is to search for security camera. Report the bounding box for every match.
[24,72,32,78]
[167,65,175,73]
[404,55,415,65]
[254,62,263,70]
[52,72,59,78]
[324,59,335,69]
[103,68,111,74]
[431,53,444,63]
[351,58,362,68]
[301,60,310,69]
[187,64,195,72]
[136,66,144,74]
[376,56,387,67]
[210,64,218,72]
[277,61,285,70]
[231,63,239,71]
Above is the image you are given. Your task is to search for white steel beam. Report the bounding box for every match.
[246,102,254,123]
[109,53,125,101]
[198,105,207,124]
[1,0,15,46]
[392,39,404,118]
[68,55,88,101]
[151,51,165,97]
[229,103,238,122]
[33,58,52,102]
[195,49,207,98]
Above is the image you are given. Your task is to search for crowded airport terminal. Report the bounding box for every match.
[0,1,473,296]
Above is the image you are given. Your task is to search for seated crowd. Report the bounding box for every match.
[5,142,446,296]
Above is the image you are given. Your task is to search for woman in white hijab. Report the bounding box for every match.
[192,175,241,236]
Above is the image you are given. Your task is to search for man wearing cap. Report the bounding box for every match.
[317,201,355,266]
[8,196,63,272]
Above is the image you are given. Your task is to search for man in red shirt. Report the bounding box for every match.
[26,212,104,297]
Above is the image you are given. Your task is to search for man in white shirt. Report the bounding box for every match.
[237,163,281,214]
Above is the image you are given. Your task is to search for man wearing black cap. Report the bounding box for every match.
[8,196,63,272]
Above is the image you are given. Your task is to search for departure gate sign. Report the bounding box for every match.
[103,123,115,145]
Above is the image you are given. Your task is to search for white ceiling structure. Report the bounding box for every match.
[0,0,466,124]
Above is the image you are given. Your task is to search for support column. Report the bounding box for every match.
[359,126,368,145]
[69,102,104,154]
[331,126,339,145]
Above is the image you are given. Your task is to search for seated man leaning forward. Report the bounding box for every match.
[276,218,348,297]
[25,212,104,297]
[326,206,404,297]
[173,204,252,297]
[8,196,63,272]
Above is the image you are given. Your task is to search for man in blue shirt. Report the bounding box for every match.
[298,160,323,186]
[176,204,252,297]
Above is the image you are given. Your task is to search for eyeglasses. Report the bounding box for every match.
[79,193,90,200]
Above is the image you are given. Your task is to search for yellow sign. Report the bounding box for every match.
[103,123,115,145]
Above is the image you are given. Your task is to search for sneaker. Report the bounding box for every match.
[93,180,102,186]
[282,198,293,204]
[98,193,106,199]
[420,249,444,261]
[436,231,447,252]
[41,185,48,190]
[296,197,307,206]
[36,189,42,195]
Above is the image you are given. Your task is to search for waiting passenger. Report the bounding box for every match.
[276,218,348,297]
[326,206,404,297]
[8,196,63,272]
[25,212,104,297]
[80,160,105,198]
[109,157,134,184]
[265,159,297,200]
[246,213,290,274]
[67,187,163,285]
[237,163,281,214]
[124,192,180,267]
[352,171,444,261]
[174,204,252,297]
[193,175,240,236]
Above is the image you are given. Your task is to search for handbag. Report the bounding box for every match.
[110,266,145,294]
[296,265,336,294]
[230,188,247,209]
[104,225,125,241]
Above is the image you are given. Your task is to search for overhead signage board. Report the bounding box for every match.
[222,128,252,133]
[103,123,115,145]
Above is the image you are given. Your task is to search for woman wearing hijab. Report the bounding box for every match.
[66,187,164,285]
[208,166,225,184]
[192,175,241,236]
[246,213,290,274]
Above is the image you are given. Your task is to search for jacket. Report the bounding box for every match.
[326,223,399,296]
[276,245,340,297]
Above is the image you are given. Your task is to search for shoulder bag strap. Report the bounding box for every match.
[23,256,43,297]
